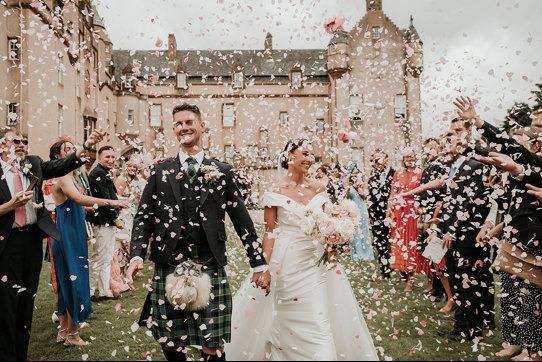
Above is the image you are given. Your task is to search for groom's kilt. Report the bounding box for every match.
[139,244,232,348]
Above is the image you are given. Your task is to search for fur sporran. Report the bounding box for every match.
[165,260,212,311]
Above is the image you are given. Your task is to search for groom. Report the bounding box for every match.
[126,103,270,361]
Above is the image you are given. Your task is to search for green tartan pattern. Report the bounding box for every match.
[140,244,232,348]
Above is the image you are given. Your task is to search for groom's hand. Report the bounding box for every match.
[251,270,271,296]
[126,259,144,291]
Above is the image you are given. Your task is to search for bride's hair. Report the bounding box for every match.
[280,138,310,169]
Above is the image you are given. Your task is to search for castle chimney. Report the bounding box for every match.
[366,0,382,11]
[168,34,177,61]
[264,32,273,58]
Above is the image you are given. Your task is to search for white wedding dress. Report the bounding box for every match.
[225,192,378,361]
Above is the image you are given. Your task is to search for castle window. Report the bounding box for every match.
[394,94,407,120]
[8,38,19,60]
[225,145,235,160]
[233,71,244,89]
[222,103,235,127]
[7,103,18,126]
[372,26,381,40]
[291,71,303,88]
[150,104,162,128]
[329,43,337,55]
[127,109,134,125]
[105,44,110,53]
[176,72,188,89]
[279,112,288,127]
[349,95,362,119]
[316,119,325,133]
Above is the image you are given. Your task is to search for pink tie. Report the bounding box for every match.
[10,165,26,227]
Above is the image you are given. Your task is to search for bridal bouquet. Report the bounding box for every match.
[305,199,361,266]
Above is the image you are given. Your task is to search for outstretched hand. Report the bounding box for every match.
[251,270,271,296]
[476,152,523,177]
[526,184,542,202]
[453,96,477,121]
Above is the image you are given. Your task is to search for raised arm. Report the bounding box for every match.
[57,175,129,208]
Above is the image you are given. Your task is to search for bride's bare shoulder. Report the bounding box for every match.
[307,180,326,194]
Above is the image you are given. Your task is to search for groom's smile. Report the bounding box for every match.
[173,110,206,150]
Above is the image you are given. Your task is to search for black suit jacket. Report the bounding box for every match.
[436,158,493,248]
[418,159,447,216]
[368,167,395,221]
[479,121,542,255]
[130,156,267,268]
[0,153,84,257]
[87,164,119,226]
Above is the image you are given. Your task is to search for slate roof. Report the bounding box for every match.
[112,48,329,82]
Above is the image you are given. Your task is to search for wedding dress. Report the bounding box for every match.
[225,192,378,361]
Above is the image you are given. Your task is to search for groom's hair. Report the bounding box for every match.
[0,126,20,141]
[172,103,202,121]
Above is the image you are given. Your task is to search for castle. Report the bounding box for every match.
[1,0,423,198]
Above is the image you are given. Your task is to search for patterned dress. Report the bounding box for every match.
[389,170,431,275]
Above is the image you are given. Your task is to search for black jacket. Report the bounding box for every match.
[368,167,395,221]
[130,156,267,268]
[87,163,119,226]
[436,158,493,248]
[417,159,447,216]
[0,152,84,256]
[480,121,542,255]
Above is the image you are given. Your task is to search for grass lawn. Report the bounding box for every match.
[29,222,507,361]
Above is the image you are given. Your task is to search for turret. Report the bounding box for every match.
[326,30,349,78]
[404,16,423,77]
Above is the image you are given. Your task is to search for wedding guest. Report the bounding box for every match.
[110,159,144,294]
[455,96,541,356]
[417,138,448,297]
[433,125,495,341]
[50,140,129,346]
[0,126,104,361]
[386,148,430,291]
[87,145,125,302]
[347,165,373,262]
[328,163,346,203]
[367,150,395,278]
[531,109,542,128]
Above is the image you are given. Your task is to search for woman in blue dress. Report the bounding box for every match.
[50,140,129,346]
[347,165,374,262]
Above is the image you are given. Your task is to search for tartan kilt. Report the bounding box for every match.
[139,244,232,348]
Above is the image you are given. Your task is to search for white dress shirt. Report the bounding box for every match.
[179,149,205,173]
[0,158,38,227]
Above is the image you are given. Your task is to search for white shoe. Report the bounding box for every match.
[52,311,60,323]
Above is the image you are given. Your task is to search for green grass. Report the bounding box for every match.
[29,223,506,361]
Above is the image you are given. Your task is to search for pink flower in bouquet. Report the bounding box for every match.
[324,15,346,35]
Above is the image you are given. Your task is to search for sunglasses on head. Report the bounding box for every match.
[12,139,28,145]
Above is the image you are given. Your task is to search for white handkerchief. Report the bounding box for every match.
[422,235,448,264]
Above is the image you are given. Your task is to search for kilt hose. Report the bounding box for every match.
[139,243,232,349]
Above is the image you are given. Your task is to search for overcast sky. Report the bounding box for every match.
[95,0,542,137]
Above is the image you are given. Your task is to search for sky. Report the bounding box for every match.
[95,0,542,137]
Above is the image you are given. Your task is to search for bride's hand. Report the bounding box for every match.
[251,270,271,296]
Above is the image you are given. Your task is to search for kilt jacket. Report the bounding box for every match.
[130,155,267,269]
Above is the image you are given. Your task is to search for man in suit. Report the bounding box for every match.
[433,127,495,341]
[87,145,124,301]
[367,150,395,278]
[0,127,104,361]
[126,104,270,361]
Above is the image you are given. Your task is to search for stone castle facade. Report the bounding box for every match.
[1,0,423,198]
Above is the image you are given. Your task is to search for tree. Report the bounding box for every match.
[503,101,532,132]
[531,83,542,111]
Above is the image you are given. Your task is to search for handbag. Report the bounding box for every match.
[491,241,542,289]
[164,260,212,311]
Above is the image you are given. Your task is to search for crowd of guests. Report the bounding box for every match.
[312,99,542,360]
[1,97,541,360]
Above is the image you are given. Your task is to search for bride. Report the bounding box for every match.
[226,138,378,361]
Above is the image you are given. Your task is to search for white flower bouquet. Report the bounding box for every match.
[305,199,361,266]
[200,164,224,185]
